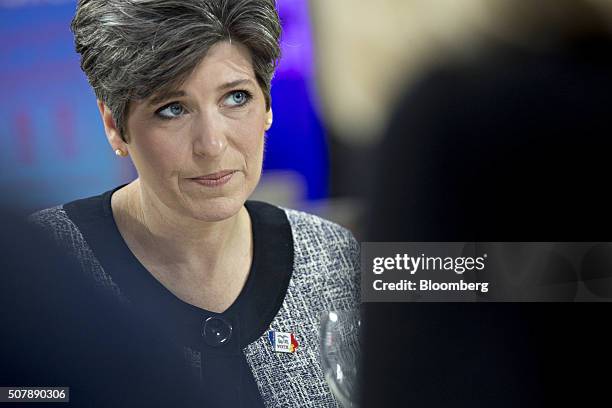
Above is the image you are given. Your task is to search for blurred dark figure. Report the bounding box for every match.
[363,3,612,407]
[0,211,201,407]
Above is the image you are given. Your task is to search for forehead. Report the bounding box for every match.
[142,41,257,107]
[186,41,256,87]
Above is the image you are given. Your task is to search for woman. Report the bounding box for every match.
[29,1,359,406]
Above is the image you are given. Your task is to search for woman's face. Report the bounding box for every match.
[122,41,271,222]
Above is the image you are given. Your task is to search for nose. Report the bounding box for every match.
[192,111,228,158]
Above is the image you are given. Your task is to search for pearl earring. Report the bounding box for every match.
[115,149,127,157]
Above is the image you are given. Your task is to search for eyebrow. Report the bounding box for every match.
[147,79,256,107]
[217,78,255,91]
[148,90,186,107]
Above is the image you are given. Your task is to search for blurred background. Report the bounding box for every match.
[2,0,612,237]
[4,1,612,407]
[0,0,330,220]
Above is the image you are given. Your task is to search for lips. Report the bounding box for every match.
[189,170,236,187]
[191,170,236,181]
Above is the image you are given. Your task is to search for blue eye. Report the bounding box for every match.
[224,90,252,107]
[156,102,185,119]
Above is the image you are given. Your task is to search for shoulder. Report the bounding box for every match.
[279,206,361,311]
[27,199,126,300]
[27,202,96,260]
[282,206,359,257]
[27,190,110,238]
[247,200,359,254]
[27,205,77,242]
[28,204,68,223]
[27,194,101,262]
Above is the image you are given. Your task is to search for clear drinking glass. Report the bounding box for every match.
[319,309,362,407]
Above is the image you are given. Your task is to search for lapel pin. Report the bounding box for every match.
[268,330,299,353]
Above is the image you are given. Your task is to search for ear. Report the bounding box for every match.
[97,100,128,153]
[265,107,273,131]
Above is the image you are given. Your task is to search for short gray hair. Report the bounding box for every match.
[71,0,281,141]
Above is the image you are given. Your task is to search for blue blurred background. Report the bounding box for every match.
[4,0,612,238]
[0,0,328,213]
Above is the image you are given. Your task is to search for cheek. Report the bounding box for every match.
[241,125,265,167]
[130,130,184,178]
[231,113,266,162]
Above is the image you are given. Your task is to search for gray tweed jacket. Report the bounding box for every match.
[29,204,360,407]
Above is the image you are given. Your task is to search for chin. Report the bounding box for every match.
[186,196,246,222]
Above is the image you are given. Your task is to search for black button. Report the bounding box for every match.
[202,316,233,347]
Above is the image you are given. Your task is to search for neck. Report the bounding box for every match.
[114,179,251,280]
